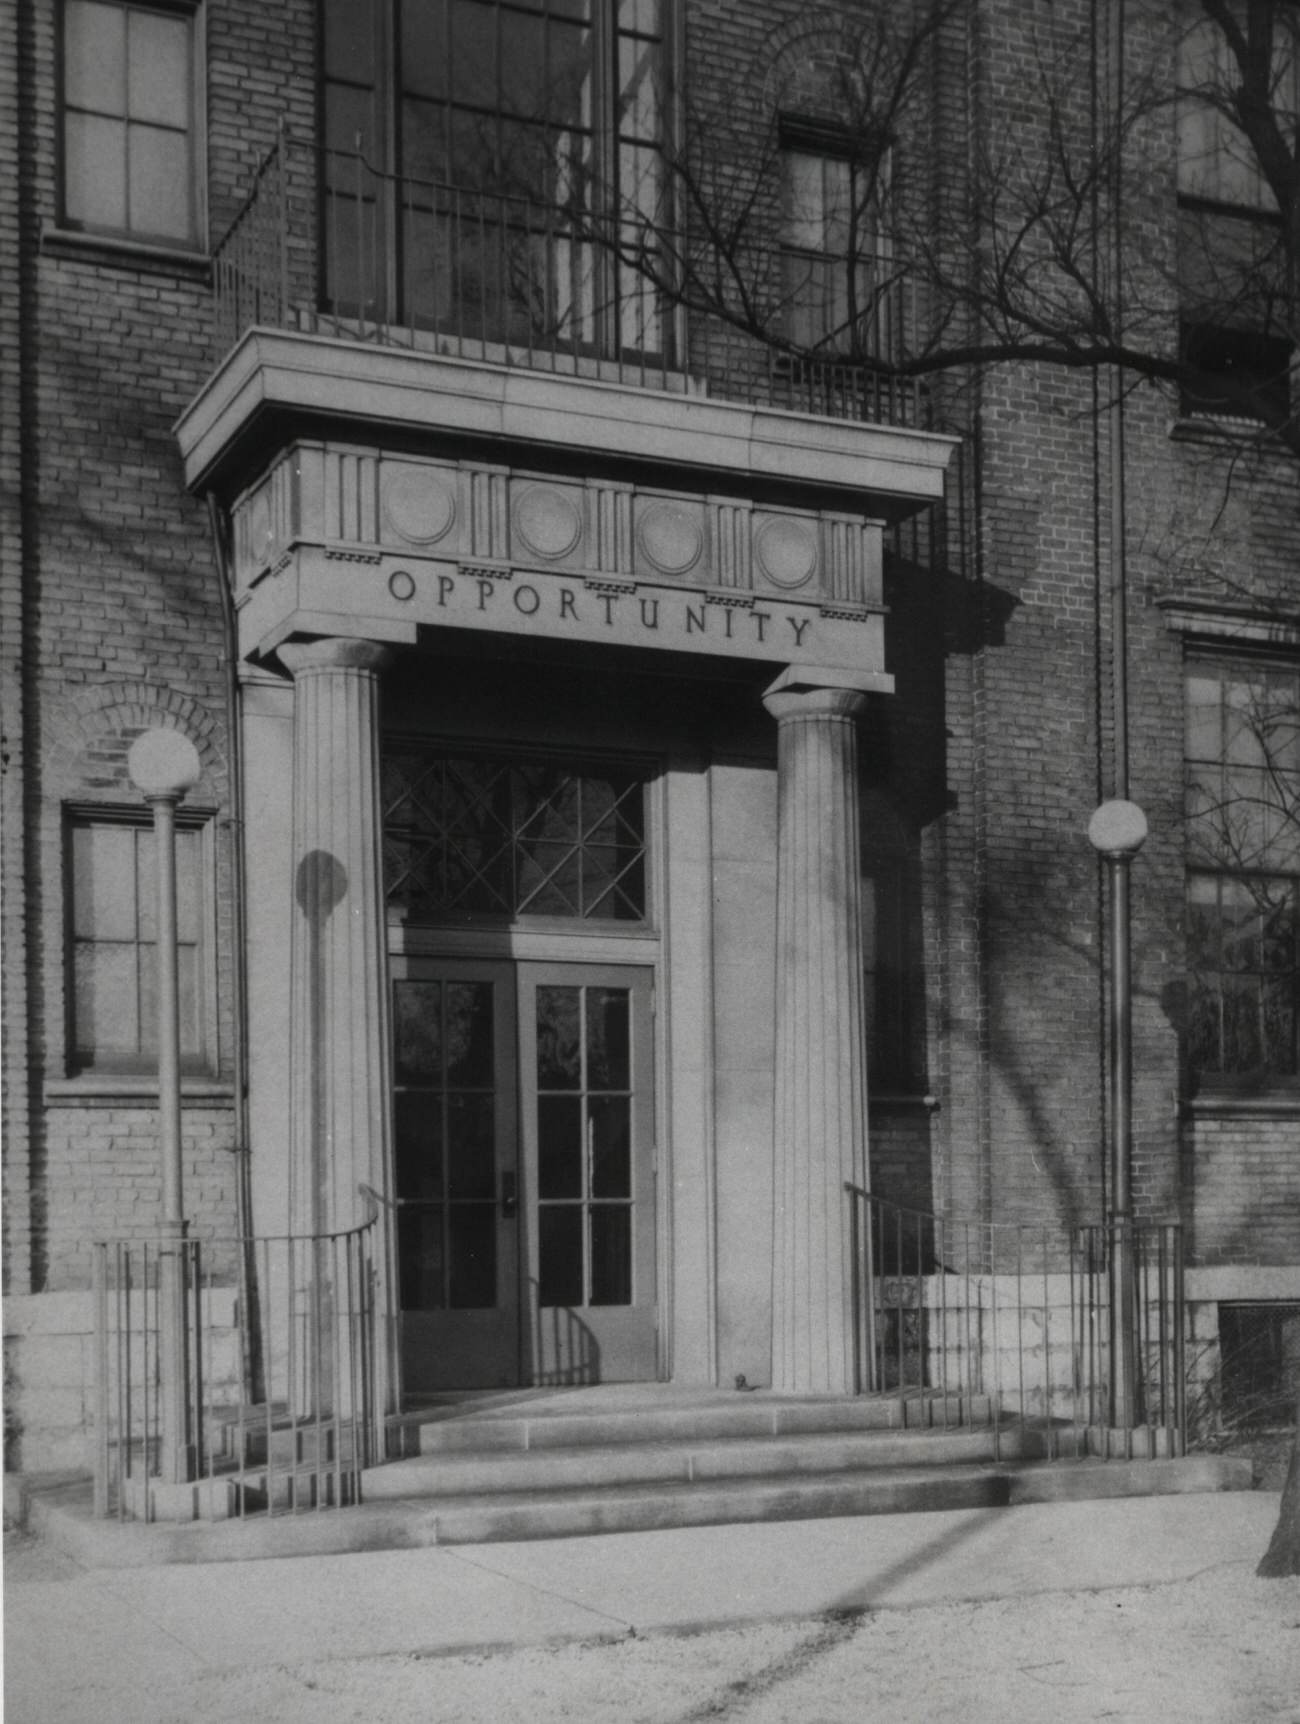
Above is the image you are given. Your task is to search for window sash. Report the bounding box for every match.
[321,0,670,355]
[67,811,215,1075]
[61,0,201,246]
[1177,11,1299,211]
[779,141,893,358]
[1185,653,1300,1083]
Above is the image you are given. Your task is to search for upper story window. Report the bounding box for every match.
[322,0,672,357]
[779,117,894,363]
[1177,6,1298,212]
[383,746,650,925]
[60,0,203,248]
[1176,6,1297,420]
[66,808,216,1074]
[1185,654,1300,1086]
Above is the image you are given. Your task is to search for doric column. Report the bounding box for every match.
[281,638,393,1238]
[763,675,871,1395]
[281,638,395,1418]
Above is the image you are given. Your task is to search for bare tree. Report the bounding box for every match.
[603,0,1300,1572]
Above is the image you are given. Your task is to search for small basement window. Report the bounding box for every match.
[1218,1303,1300,1427]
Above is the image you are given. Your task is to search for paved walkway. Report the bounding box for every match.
[6,1490,1284,1682]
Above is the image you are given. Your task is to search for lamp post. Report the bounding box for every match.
[1088,797,1147,1431]
[128,728,202,1486]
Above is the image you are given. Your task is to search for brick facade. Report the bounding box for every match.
[4,0,1297,1466]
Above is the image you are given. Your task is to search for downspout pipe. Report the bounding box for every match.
[207,493,257,1392]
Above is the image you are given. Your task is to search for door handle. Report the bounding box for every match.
[500,1170,517,1219]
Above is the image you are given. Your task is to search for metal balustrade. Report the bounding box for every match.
[211,130,926,428]
[92,1213,384,1521]
[848,1187,1187,1459]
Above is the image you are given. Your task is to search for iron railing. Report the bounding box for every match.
[211,130,926,428]
[92,1213,383,1521]
[848,1188,1186,1459]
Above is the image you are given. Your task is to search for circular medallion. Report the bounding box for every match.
[514,487,583,561]
[637,502,704,577]
[755,517,818,589]
[383,468,455,544]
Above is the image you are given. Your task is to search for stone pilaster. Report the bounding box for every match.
[763,679,870,1395]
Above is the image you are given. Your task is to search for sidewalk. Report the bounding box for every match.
[6,1490,1284,1680]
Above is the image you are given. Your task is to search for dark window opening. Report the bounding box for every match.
[1219,1304,1300,1428]
[1180,321,1293,422]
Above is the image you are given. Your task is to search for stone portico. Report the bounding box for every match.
[175,331,955,1401]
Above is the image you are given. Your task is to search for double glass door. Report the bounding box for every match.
[392,959,656,1390]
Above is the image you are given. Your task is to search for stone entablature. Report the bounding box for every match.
[176,331,956,675]
[235,443,884,608]
[230,441,891,673]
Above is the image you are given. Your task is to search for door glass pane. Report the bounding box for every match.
[393,981,442,1082]
[446,1094,495,1199]
[536,985,581,1087]
[445,982,494,1085]
[590,1205,631,1305]
[399,1206,445,1310]
[590,1096,630,1197]
[538,1206,583,1307]
[449,1203,496,1307]
[586,988,629,1088]
[394,1092,444,1199]
[538,1095,582,1198]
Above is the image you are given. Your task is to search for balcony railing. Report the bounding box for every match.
[212,131,926,429]
[848,1188,1187,1458]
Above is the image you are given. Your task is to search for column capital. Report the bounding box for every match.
[762,662,890,724]
[279,637,394,678]
[763,684,868,724]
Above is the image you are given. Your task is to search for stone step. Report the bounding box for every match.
[357,1455,1249,1546]
[364,1422,1044,1501]
[23,1452,1253,1567]
[418,1465,1018,1543]
[391,1392,993,1458]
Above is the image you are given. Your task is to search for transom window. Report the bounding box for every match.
[322,0,671,356]
[1185,655,1300,1084]
[383,747,649,923]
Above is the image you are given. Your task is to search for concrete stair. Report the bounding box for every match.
[357,1388,1241,1545]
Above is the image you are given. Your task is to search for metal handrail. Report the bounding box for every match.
[92,1210,383,1521]
[210,129,927,428]
[846,1185,1186,1459]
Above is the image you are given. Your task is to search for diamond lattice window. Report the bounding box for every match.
[383,748,648,924]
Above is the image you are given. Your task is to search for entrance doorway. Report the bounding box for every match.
[392,959,657,1391]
